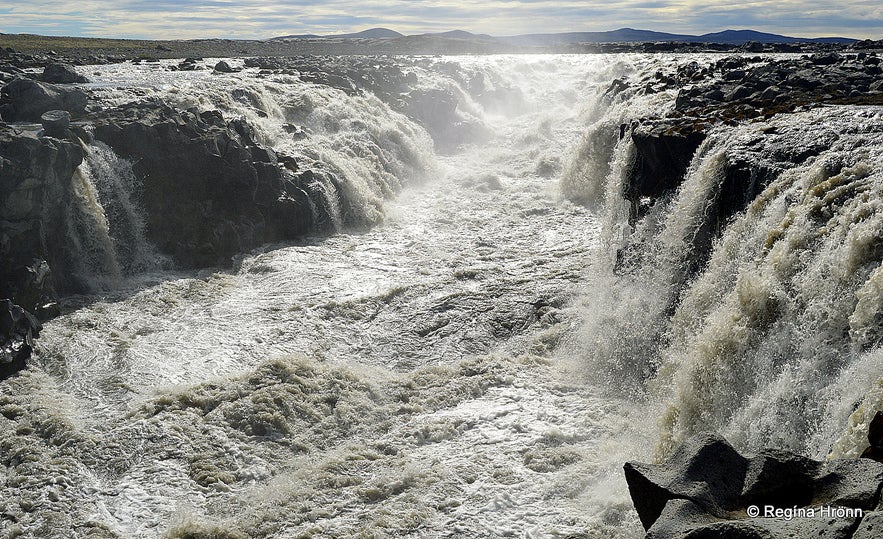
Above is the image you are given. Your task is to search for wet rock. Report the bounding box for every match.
[91,101,323,267]
[250,145,276,164]
[0,300,42,381]
[623,434,748,529]
[279,154,298,172]
[861,411,883,462]
[0,77,87,122]
[0,125,84,308]
[40,110,71,137]
[40,63,88,84]
[625,119,708,202]
[214,60,234,73]
[625,434,883,538]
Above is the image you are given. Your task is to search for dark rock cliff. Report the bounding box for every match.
[0,127,84,314]
[91,100,324,268]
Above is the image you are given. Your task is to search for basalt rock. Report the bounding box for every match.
[0,77,88,122]
[40,63,88,84]
[624,434,749,529]
[40,109,71,138]
[0,125,84,313]
[625,434,883,539]
[625,119,709,203]
[0,299,42,381]
[625,53,883,207]
[91,100,324,268]
[860,411,883,462]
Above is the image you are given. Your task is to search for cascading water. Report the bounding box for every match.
[80,140,168,276]
[569,102,883,468]
[3,52,883,539]
[64,163,123,290]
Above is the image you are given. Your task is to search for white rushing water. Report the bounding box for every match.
[3,53,883,539]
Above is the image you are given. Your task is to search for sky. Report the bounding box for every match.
[1,0,882,40]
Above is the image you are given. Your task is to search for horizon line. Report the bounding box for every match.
[0,26,873,43]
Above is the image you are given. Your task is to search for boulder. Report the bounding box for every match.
[214,60,234,73]
[0,299,42,380]
[626,434,883,538]
[40,109,71,137]
[0,77,87,122]
[624,434,748,528]
[40,63,88,84]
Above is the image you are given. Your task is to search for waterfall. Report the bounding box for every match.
[65,141,166,291]
[81,141,167,275]
[65,165,123,290]
[569,105,883,461]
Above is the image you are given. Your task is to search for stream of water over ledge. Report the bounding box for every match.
[3,53,883,538]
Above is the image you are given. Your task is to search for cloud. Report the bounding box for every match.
[0,0,880,40]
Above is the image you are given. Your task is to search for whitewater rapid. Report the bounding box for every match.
[1,55,661,538]
[4,52,883,539]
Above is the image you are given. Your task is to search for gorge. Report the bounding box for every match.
[1,47,883,538]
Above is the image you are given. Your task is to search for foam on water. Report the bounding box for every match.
[567,105,883,468]
[9,54,633,538]
[8,52,882,539]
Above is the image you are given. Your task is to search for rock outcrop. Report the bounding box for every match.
[0,299,42,381]
[0,77,88,122]
[91,100,325,268]
[0,125,84,315]
[40,63,88,84]
[621,51,883,212]
[625,434,883,539]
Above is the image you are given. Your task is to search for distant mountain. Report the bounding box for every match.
[271,27,857,45]
[272,28,402,40]
[500,28,693,45]
[688,29,856,44]
[335,28,403,39]
[501,27,857,46]
[500,28,857,45]
[425,30,496,41]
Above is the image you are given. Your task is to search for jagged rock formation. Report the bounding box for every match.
[621,51,883,212]
[625,434,883,539]
[90,100,329,268]
[0,299,41,380]
[0,125,84,315]
[0,77,88,122]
